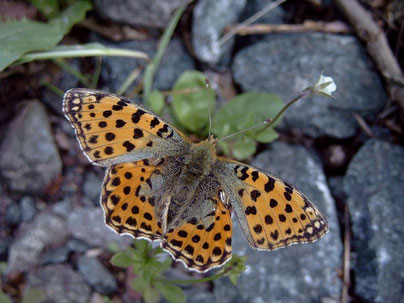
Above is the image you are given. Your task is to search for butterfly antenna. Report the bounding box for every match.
[216,118,272,144]
[206,78,212,137]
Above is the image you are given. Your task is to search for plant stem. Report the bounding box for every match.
[41,81,64,96]
[156,263,236,285]
[52,58,91,87]
[262,89,310,131]
[117,66,144,95]
[91,56,102,88]
[13,43,149,66]
[143,3,188,101]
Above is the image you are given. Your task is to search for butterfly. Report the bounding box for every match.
[63,88,328,272]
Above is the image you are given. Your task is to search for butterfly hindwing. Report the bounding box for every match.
[102,159,166,240]
[214,158,328,250]
[63,88,190,166]
[163,200,232,272]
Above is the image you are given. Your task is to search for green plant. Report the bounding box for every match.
[110,239,247,303]
[0,0,149,73]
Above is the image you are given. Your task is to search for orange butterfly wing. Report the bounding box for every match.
[214,158,328,250]
[102,159,232,272]
[63,88,190,166]
[102,160,163,240]
[163,200,232,272]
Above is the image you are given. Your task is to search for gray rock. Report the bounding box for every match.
[343,139,404,303]
[92,35,195,93]
[0,236,11,258]
[52,199,73,218]
[67,206,132,249]
[19,196,36,222]
[232,34,387,138]
[41,59,80,115]
[213,277,243,303]
[215,141,342,303]
[0,101,62,194]
[327,176,346,202]
[66,238,92,253]
[7,212,68,273]
[5,203,20,226]
[83,171,103,206]
[41,246,69,265]
[192,0,247,66]
[77,256,118,294]
[185,287,216,303]
[26,264,91,303]
[93,0,189,28]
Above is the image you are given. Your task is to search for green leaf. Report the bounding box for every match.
[0,0,92,72]
[132,276,148,293]
[149,257,172,273]
[49,0,92,34]
[22,288,47,303]
[171,70,215,134]
[221,136,258,160]
[0,19,64,72]
[143,286,160,303]
[110,252,132,268]
[30,0,60,18]
[134,239,153,257]
[155,282,186,303]
[254,127,279,143]
[0,290,12,303]
[223,255,248,286]
[212,92,283,160]
[146,90,165,115]
[141,264,155,285]
[107,242,120,254]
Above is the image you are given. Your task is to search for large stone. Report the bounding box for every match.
[93,35,195,93]
[192,0,246,66]
[0,101,62,194]
[83,171,103,206]
[93,0,189,28]
[77,256,118,294]
[214,141,342,302]
[7,212,68,273]
[26,264,91,303]
[19,196,37,222]
[232,33,387,138]
[67,206,132,249]
[343,139,404,303]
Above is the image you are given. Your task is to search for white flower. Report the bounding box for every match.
[312,74,337,97]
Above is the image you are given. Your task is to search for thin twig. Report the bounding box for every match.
[334,0,404,113]
[227,21,351,36]
[354,114,375,138]
[219,0,288,46]
[341,205,351,303]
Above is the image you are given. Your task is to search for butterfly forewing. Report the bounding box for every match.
[214,158,328,250]
[63,88,190,166]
